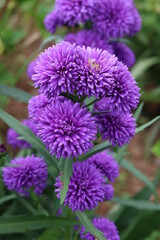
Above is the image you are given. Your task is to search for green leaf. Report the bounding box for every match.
[133,102,144,120]
[152,140,160,158]
[76,212,106,240]
[0,195,16,205]
[79,141,111,161]
[121,159,157,201]
[0,108,58,171]
[131,57,160,79]
[121,211,160,240]
[0,84,32,103]
[112,197,160,211]
[60,158,73,205]
[136,116,160,134]
[109,178,159,231]
[142,87,160,102]
[0,216,79,234]
[16,196,38,216]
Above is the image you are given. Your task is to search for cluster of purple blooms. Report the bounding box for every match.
[55,151,118,212]
[44,0,141,68]
[2,1,142,238]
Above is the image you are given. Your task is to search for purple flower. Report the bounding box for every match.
[44,0,94,33]
[104,184,114,201]
[65,30,113,54]
[87,151,119,182]
[94,104,136,147]
[92,0,142,38]
[81,217,120,240]
[112,42,135,68]
[28,94,65,124]
[96,62,140,114]
[37,99,97,159]
[75,46,118,98]
[28,94,50,124]
[2,155,48,196]
[27,57,39,79]
[55,161,107,211]
[44,10,62,34]
[7,119,37,149]
[32,42,78,98]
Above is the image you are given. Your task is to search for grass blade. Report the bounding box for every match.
[0,108,58,171]
[136,116,160,134]
[76,212,106,240]
[0,84,32,103]
[112,197,160,211]
[121,159,157,201]
[0,216,79,234]
[79,141,111,161]
[60,158,73,205]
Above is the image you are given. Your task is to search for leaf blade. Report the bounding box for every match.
[76,212,106,240]
[79,141,111,161]
[0,108,58,171]
[60,158,73,205]
[136,116,160,134]
[0,84,32,103]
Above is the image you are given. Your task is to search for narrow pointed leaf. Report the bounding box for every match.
[112,197,160,211]
[0,216,79,234]
[133,102,144,120]
[121,159,157,200]
[76,212,106,240]
[0,195,16,205]
[0,108,58,171]
[0,84,32,103]
[79,141,111,161]
[136,116,160,134]
[60,158,73,205]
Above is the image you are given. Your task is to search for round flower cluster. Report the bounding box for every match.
[92,0,141,38]
[32,41,139,101]
[7,119,37,149]
[30,41,139,148]
[81,217,120,240]
[44,0,94,33]
[65,30,135,68]
[44,0,141,39]
[36,98,97,159]
[55,158,116,212]
[2,155,48,196]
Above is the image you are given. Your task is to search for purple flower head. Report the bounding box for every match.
[37,99,97,159]
[2,155,48,196]
[28,94,65,124]
[65,30,113,53]
[112,42,135,68]
[28,94,50,124]
[75,46,118,98]
[104,184,114,201]
[92,0,142,38]
[55,161,107,212]
[7,119,37,149]
[27,57,39,79]
[81,217,120,240]
[32,42,78,98]
[87,151,119,182]
[98,62,140,114]
[94,103,136,147]
[44,10,62,34]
